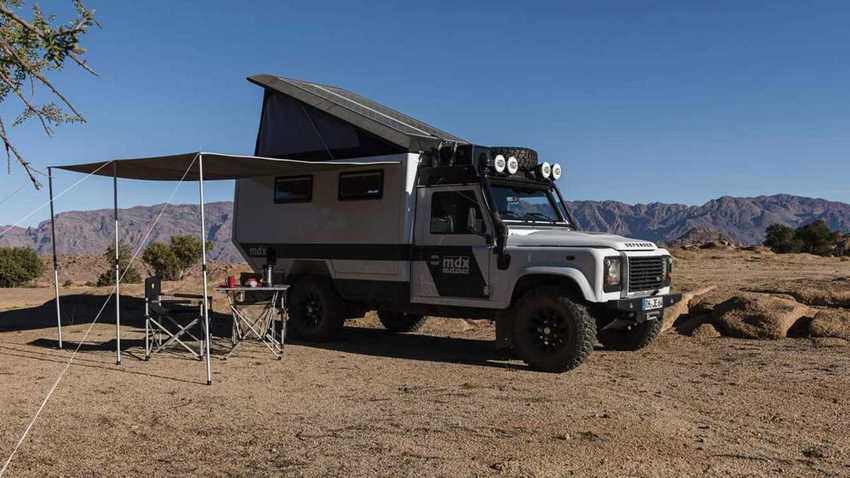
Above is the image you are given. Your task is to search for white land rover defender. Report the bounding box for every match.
[233,74,681,372]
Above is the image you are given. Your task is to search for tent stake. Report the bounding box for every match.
[198,153,213,385]
[48,167,63,349]
[113,161,121,365]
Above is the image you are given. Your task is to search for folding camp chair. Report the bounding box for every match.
[144,276,211,361]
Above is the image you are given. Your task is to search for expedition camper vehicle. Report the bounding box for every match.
[234,74,681,372]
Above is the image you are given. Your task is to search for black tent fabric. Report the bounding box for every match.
[56,152,400,181]
[248,74,469,159]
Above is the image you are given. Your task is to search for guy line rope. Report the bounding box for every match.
[0,156,198,477]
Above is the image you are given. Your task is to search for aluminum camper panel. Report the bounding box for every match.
[233,153,415,285]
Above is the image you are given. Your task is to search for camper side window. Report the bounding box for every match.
[430,190,486,235]
[339,170,383,201]
[274,176,312,203]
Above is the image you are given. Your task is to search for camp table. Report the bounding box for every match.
[217,286,289,360]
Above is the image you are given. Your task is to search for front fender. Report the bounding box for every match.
[514,266,598,303]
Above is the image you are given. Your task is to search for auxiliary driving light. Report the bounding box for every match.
[507,156,519,175]
[552,163,562,180]
[540,162,552,178]
[494,154,507,173]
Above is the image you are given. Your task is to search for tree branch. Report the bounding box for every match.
[0,68,53,135]
[0,116,41,189]
[0,3,97,75]
[0,38,86,121]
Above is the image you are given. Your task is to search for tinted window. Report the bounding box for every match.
[339,170,383,200]
[430,190,486,235]
[274,176,312,203]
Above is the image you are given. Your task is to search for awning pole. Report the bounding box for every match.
[113,161,121,365]
[198,153,213,385]
[48,167,63,349]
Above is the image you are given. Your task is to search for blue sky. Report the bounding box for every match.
[1,0,850,227]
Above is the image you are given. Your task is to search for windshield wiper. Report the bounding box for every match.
[521,212,557,223]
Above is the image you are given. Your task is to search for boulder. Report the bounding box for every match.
[809,308,850,341]
[661,285,717,332]
[713,294,813,340]
[748,279,850,308]
[691,323,721,338]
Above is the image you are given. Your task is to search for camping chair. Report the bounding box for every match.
[144,276,212,361]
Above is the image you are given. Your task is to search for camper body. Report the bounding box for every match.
[232,75,681,372]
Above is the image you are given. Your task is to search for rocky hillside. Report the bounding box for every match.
[2,194,849,262]
[0,202,239,262]
[569,194,850,245]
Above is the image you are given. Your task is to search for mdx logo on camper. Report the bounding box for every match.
[442,256,470,275]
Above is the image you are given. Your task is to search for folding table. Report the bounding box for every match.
[217,286,289,360]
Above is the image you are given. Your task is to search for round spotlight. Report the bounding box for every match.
[507,156,519,175]
[493,154,506,173]
[540,162,551,178]
[551,163,562,180]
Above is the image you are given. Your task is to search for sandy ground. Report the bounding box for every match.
[0,249,848,477]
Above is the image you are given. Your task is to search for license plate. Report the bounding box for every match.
[643,297,664,311]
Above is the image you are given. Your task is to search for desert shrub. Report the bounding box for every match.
[0,247,43,287]
[143,235,212,281]
[170,235,211,272]
[63,279,73,287]
[96,242,141,286]
[764,224,801,253]
[142,242,181,281]
[794,220,838,256]
[765,221,843,256]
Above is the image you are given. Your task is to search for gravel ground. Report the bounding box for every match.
[0,250,848,477]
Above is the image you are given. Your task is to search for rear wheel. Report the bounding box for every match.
[511,286,595,372]
[287,277,345,341]
[377,310,427,333]
[597,318,662,351]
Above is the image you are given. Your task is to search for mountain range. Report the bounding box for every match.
[1,194,848,262]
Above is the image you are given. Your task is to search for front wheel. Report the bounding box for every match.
[377,310,427,333]
[511,286,596,372]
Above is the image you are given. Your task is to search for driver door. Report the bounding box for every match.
[411,185,493,305]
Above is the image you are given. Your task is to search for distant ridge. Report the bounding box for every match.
[2,195,849,262]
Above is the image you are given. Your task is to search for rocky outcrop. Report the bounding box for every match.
[809,309,850,341]
[712,294,813,340]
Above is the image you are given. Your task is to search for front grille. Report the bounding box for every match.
[628,256,665,292]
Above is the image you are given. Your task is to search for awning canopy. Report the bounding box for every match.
[56,151,400,181]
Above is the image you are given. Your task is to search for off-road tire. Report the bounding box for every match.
[377,310,427,333]
[511,286,596,372]
[488,146,538,170]
[287,276,345,341]
[597,318,663,351]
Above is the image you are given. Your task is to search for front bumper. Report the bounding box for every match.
[604,293,682,322]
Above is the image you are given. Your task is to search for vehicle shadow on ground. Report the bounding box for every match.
[289,326,528,371]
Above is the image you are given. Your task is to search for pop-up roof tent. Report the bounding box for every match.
[248,74,468,160]
[48,73,465,384]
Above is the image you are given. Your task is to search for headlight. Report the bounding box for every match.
[493,154,506,173]
[540,162,551,178]
[507,156,519,174]
[552,163,562,180]
[603,257,622,291]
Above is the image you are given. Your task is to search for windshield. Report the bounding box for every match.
[489,183,568,224]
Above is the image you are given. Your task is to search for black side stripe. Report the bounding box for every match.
[241,243,492,262]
